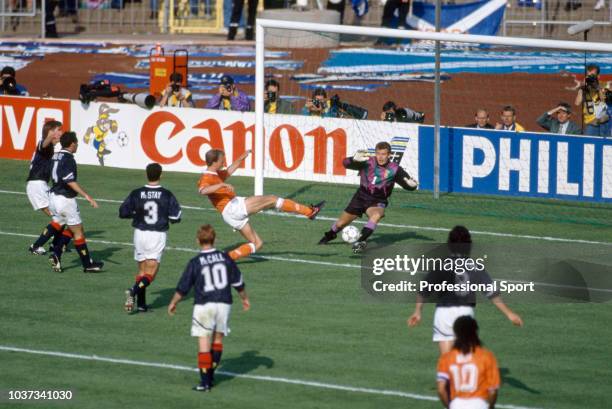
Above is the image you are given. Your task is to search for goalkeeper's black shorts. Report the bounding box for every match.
[345,189,388,217]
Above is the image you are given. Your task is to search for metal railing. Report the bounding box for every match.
[503,0,612,40]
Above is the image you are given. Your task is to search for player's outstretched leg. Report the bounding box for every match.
[244,195,325,220]
[319,212,358,245]
[228,223,262,260]
[352,208,384,254]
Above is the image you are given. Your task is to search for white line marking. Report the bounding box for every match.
[4,230,612,294]
[0,345,543,409]
[1,189,610,246]
[0,230,361,270]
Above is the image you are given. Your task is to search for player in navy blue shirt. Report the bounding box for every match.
[168,225,250,392]
[40,132,103,273]
[27,120,72,256]
[119,163,182,313]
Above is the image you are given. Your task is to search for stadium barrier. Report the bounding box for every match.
[0,95,610,202]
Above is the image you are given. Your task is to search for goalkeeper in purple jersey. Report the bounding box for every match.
[318,141,418,253]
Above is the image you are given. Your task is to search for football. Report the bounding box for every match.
[341,225,360,244]
[116,131,129,148]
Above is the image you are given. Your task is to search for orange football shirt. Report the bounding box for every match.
[198,169,235,212]
[437,346,500,401]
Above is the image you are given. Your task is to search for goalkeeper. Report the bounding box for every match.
[318,141,418,253]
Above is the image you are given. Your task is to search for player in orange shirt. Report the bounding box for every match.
[437,316,500,409]
[198,148,325,260]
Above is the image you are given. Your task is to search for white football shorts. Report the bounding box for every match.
[26,180,50,210]
[221,196,249,231]
[450,398,489,409]
[133,229,167,262]
[191,303,231,337]
[433,306,475,342]
[49,193,82,226]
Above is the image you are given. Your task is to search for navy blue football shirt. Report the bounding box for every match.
[119,185,182,232]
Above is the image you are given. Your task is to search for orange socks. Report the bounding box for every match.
[229,242,256,260]
[277,198,313,217]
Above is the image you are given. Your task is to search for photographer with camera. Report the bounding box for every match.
[206,75,250,112]
[381,101,425,123]
[575,64,610,137]
[159,72,194,108]
[1,66,28,96]
[264,79,294,115]
[537,102,581,135]
[302,87,334,117]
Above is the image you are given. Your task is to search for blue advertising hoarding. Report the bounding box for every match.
[418,126,612,203]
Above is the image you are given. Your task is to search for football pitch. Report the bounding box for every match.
[1,157,611,409]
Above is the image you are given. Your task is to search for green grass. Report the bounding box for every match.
[0,157,611,409]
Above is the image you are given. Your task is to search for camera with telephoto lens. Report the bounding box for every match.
[330,94,368,120]
[267,91,277,103]
[384,111,395,122]
[1,76,20,95]
[585,74,599,89]
[311,98,323,109]
[394,108,425,123]
[79,80,122,104]
[171,83,181,93]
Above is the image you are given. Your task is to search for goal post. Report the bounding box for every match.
[254,18,612,208]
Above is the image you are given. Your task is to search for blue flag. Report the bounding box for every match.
[406,0,506,35]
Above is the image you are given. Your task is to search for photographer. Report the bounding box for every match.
[264,79,295,115]
[301,87,334,117]
[1,66,28,96]
[537,102,581,135]
[381,101,425,123]
[159,72,194,108]
[575,64,610,137]
[205,75,250,112]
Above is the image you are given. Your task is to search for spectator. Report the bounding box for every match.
[1,66,28,96]
[466,109,494,129]
[301,87,335,117]
[159,73,194,108]
[575,64,610,137]
[327,0,346,24]
[536,102,582,135]
[495,105,525,132]
[381,0,410,30]
[264,79,295,115]
[381,100,424,123]
[228,0,258,40]
[205,75,250,112]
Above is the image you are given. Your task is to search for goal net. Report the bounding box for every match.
[255,19,612,227]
